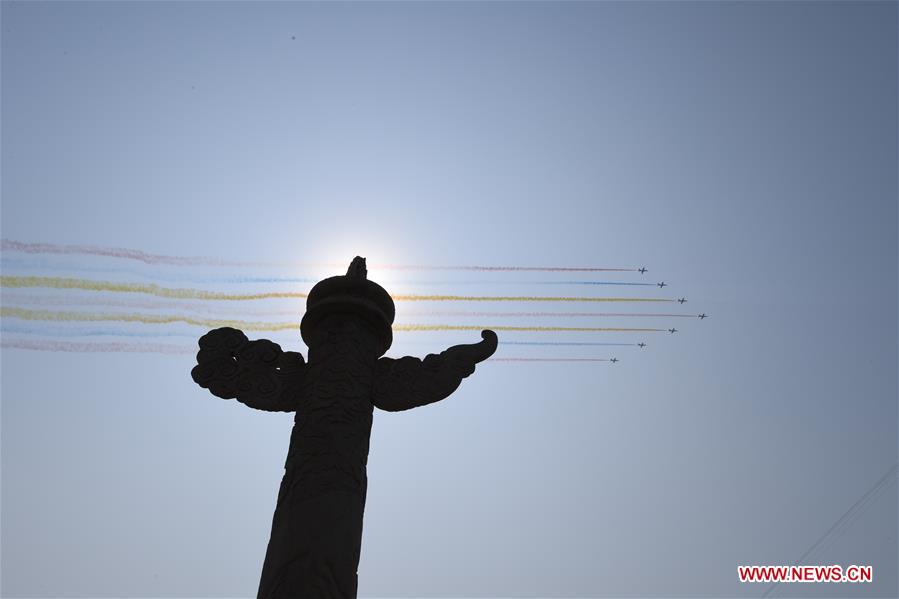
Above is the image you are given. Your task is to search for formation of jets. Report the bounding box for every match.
[558,269,708,364]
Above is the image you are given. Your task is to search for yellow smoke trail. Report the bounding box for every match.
[1,339,194,354]
[1,307,298,331]
[0,276,306,300]
[393,324,664,332]
[1,276,672,303]
[391,294,668,303]
[0,339,618,359]
[1,307,664,333]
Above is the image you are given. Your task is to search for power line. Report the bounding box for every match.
[761,462,898,598]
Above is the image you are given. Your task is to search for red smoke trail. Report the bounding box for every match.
[378,265,634,272]
[3,239,636,272]
[1,239,237,266]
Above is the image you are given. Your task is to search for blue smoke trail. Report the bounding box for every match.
[499,341,636,346]
[1,257,655,286]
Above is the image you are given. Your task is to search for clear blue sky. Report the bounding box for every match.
[2,2,896,597]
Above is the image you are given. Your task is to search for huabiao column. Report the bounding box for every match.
[191,257,497,598]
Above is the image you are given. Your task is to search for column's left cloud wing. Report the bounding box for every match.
[191,327,305,412]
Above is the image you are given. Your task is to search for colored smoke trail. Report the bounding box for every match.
[499,341,636,346]
[1,307,665,333]
[0,240,693,362]
[379,265,634,272]
[1,338,618,362]
[2,239,635,272]
[0,293,305,315]
[1,276,308,300]
[532,281,655,286]
[1,307,297,331]
[490,358,612,362]
[1,239,240,267]
[1,323,197,338]
[0,322,647,346]
[400,311,697,318]
[392,295,672,304]
[395,324,664,332]
[1,258,651,287]
[0,256,315,284]
[0,296,697,319]
[1,338,193,354]
[1,276,673,303]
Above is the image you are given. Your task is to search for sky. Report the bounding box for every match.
[1,1,897,597]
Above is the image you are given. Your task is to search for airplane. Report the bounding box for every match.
[638,267,647,274]
[698,313,708,319]
[610,357,618,363]
[657,281,667,288]
[637,342,646,348]
[668,328,677,334]
[677,297,687,304]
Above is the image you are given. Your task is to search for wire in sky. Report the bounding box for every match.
[760,462,899,598]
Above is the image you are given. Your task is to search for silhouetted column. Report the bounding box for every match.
[191,257,497,599]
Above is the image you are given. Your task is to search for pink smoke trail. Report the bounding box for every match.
[3,239,636,272]
[2,339,615,363]
[1,338,194,354]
